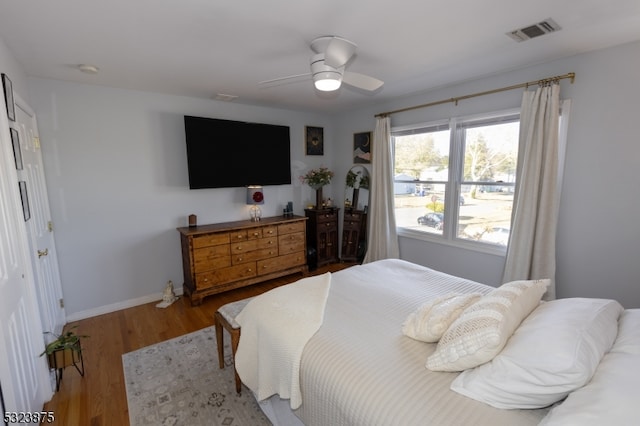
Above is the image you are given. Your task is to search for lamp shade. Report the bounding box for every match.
[313,73,342,91]
[247,186,264,205]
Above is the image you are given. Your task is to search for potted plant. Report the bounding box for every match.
[301,166,334,209]
[40,327,87,375]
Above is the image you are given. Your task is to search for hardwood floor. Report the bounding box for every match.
[42,262,355,426]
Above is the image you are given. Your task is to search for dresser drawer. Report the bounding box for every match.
[318,220,337,231]
[278,221,305,235]
[229,239,259,254]
[343,218,362,230]
[278,232,305,253]
[232,247,278,265]
[344,211,362,221]
[257,251,306,274]
[256,237,278,250]
[195,263,257,289]
[261,225,278,238]
[192,232,230,249]
[193,245,231,271]
[316,211,338,224]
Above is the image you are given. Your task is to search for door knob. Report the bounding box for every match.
[37,248,49,258]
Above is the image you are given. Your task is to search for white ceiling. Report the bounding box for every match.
[1,0,639,113]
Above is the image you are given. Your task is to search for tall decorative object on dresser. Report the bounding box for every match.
[178,215,308,306]
[305,208,339,267]
[343,165,370,262]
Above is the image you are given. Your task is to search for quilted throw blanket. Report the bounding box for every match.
[235,272,332,409]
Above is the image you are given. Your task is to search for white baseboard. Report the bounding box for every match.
[65,287,185,323]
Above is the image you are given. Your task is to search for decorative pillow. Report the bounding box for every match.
[426,279,549,372]
[402,293,482,342]
[451,298,623,409]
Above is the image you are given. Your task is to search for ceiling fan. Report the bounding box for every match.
[260,36,384,93]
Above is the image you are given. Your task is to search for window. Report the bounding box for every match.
[393,110,520,248]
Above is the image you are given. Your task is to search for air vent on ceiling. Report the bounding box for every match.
[506,18,561,42]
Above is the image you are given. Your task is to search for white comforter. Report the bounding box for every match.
[234,272,331,409]
[295,259,548,426]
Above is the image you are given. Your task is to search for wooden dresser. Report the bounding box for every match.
[177,215,308,305]
[341,209,367,262]
[305,208,339,267]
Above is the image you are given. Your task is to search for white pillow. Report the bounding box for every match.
[451,298,623,409]
[402,293,482,342]
[426,279,549,372]
[539,308,638,425]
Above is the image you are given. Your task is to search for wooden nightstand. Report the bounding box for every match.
[305,208,339,267]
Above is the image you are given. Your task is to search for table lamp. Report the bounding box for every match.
[247,186,264,221]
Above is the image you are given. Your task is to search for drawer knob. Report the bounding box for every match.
[236,246,243,251]
[238,257,243,261]
[204,278,209,282]
[253,232,259,236]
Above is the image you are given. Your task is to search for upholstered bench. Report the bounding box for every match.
[214,297,253,394]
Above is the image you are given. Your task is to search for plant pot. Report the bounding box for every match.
[47,340,82,370]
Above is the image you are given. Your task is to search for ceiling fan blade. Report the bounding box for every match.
[342,71,384,92]
[259,72,311,86]
[324,37,357,68]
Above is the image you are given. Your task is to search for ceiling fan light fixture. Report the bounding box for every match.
[313,72,342,91]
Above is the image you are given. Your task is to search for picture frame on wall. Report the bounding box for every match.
[10,128,23,170]
[18,181,30,221]
[305,126,324,156]
[354,131,372,164]
[2,73,16,122]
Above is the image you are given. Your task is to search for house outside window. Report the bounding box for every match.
[393,109,520,250]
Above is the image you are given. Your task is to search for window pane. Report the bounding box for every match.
[393,128,450,235]
[457,121,519,245]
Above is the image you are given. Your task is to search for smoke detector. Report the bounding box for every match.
[506,18,561,42]
[77,64,99,74]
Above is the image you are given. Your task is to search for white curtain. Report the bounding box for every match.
[363,115,399,263]
[502,83,563,299]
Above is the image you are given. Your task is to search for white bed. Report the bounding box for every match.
[234,259,639,426]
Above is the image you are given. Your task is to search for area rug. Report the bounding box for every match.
[122,326,271,426]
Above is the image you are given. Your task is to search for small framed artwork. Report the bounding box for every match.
[305,126,324,156]
[354,131,372,164]
[18,181,30,221]
[10,128,23,170]
[2,73,15,122]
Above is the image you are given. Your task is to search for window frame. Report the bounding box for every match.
[393,107,521,255]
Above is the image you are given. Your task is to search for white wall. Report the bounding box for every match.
[27,79,337,318]
[333,40,640,307]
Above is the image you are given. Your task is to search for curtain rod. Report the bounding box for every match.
[375,72,575,118]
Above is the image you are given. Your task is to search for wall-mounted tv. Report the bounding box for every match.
[184,115,292,189]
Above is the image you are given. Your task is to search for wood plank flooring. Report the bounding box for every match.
[42,262,355,426]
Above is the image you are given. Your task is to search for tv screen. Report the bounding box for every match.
[184,116,292,189]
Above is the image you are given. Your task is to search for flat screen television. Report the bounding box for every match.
[184,115,292,189]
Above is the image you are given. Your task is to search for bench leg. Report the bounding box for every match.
[214,312,225,369]
[230,328,241,394]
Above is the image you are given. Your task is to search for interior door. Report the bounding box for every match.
[13,95,66,336]
[0,88,51,416]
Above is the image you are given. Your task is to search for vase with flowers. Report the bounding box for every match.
[301,166,334,209]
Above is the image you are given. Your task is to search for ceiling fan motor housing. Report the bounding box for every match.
[311,53,343,90]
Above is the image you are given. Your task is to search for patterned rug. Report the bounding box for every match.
[122,326,271,426]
